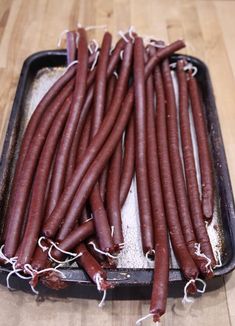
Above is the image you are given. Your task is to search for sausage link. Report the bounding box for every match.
[119,115,135,206]
[85,32,114,253]
[134,37,154,253]
[146,49,168,320]
[91,32,112,136]
[106,141,123,249]
[65,110,92,185]
[75,243,112,290]
[188,72,214,220]
[45,28,88,216]
[99,75,116,201]
[50,220,94,261]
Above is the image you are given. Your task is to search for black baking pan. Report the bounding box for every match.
[0,50,235,300]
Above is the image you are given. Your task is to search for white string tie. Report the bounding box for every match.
[169,62,177,70]
[57,29,69,48]
[195,278,207,294]
[0,245,18,265]
[111,226,114,237]
[194,243,212,272]
[113,71,118,79]
[136,313,155,325]
[48,241,82,264]
[214,249,222,268]
[149,41,166,48]
[84,217,94,223]
[38,236,49,252]
[95,273,107,308]
[61,60,78,76]
[6,268,23,291]
[118,30,129,43]
[128,26,135,42]
[143,35,165,48]
[145,249,155,263]
[6,261,31,291]
[88,241,118,259]
[90,51,100,71]
[182,279,195,304]
[88,39,99,54]
[98,289,107,308]
[184,62,198,77]
[118,243,125,250]
[85,25,107,31]
[182,277,207,304]
[23,263,66,295]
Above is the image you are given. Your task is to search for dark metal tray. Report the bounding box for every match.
[0,50,235,299]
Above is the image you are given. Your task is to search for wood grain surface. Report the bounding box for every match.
[0,0,235,325]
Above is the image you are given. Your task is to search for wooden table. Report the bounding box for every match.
[0,0,235,325]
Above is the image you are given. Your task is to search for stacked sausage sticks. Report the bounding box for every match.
[1,28,217,323]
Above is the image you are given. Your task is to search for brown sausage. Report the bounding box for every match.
[146,49,169,321]
[119,115,135,206]
[134,37,154,253]
[188,71,214,220]
[45,28,88,217]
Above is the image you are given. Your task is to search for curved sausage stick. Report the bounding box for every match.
[16,97,72,267]
[2,64,76,242]
[42,40,185,240]
[86,237,113,268]
[50,220,94,261]
[64,77,94,184]
[162,58,213,274]
[99,75,117,201]
[154,61,198,280]
[46,28,88,217]
[188,72,214,220]
[145,52,168,321]
[65,110,92,185]
[76,114,92,164]
[134,37,153,253]
[177,61,216,268]
[4,80,74,258]
[43,42,134,240]
[66,31,77,65]
[86,32,114,253]
[75,243,113,291]
[119,115,135,206]
[31,245,50,271]
[91,32,112,135]
[106,141,123,250]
